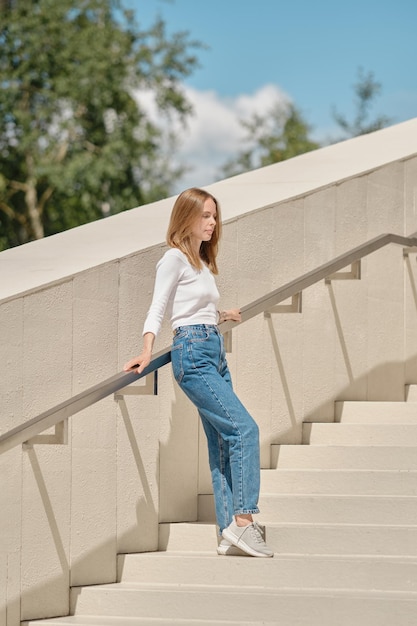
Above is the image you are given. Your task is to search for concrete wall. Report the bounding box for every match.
[1,119,417,624]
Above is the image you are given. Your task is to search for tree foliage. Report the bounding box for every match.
[0,0,200,250]
[332,67,392,139]
[220,101,320,179]
[219,67,392,181]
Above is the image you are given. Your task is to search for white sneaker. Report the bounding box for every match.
[222,521,274,558]
[217,538,248,556]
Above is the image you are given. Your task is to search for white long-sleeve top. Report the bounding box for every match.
[142,248,220,336]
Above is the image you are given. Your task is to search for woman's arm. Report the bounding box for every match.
[123,252,183,374]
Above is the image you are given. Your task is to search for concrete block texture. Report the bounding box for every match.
[70,265,119,586]
[0,500,21,626]
[19,284,73,621]
[117,248,164,553]
[20,445,71,621]
[115,391,159,553]
[404,156,417,235]
[405,246,417,383]
[0,299,23,434]
[2,120,417,624]
[0,301,23,624]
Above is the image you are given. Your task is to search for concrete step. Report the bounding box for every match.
[22,617,278,626]
[302,423,417,446]
[68,583,417,625]
[406,384,417,401]
[197,493,417,525]
[259,468,417,495]
[159,522,417,556]
[271,444,417,469]
[334,401,417,423]
[118,551,417,593]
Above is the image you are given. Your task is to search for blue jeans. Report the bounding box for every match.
[171,324,260,533]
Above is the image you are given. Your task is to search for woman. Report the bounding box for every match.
[124,187,273,558]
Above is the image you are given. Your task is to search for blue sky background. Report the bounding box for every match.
[123,0,417,189]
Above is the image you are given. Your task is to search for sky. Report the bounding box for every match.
[123,0,417,191]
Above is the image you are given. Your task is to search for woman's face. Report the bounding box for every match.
[190,197,217,245]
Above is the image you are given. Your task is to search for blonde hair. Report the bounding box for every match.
[166,187,222,274]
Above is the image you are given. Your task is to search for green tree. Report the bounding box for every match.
[0,0,200,250]
[220,101,319,179]
[332,67,392,139]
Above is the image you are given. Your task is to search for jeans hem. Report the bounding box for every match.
[234,508,260,515]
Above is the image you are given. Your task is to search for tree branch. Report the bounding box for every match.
[38,186,55,215]
[9,179,29,193]
[55,140,69,163]
[0,200,27,225]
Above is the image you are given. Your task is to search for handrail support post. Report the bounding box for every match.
[264,292,302,316]
[114,371,158,399]
[403,247,417,257]
[23,419,68,448]
[325,260,361,283]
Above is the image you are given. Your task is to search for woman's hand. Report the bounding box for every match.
[218,308,241,324]
[123,352,151,375]
[123,332,155,375]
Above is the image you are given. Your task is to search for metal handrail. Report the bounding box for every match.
[1,232,416,455]
[239,232,417,322]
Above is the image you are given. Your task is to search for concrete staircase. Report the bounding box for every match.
[23,389,417,626]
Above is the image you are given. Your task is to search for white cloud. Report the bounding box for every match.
[134,84,290,191]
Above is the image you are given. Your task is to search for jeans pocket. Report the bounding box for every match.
[189,329,210,343]
[171,343,184,383]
